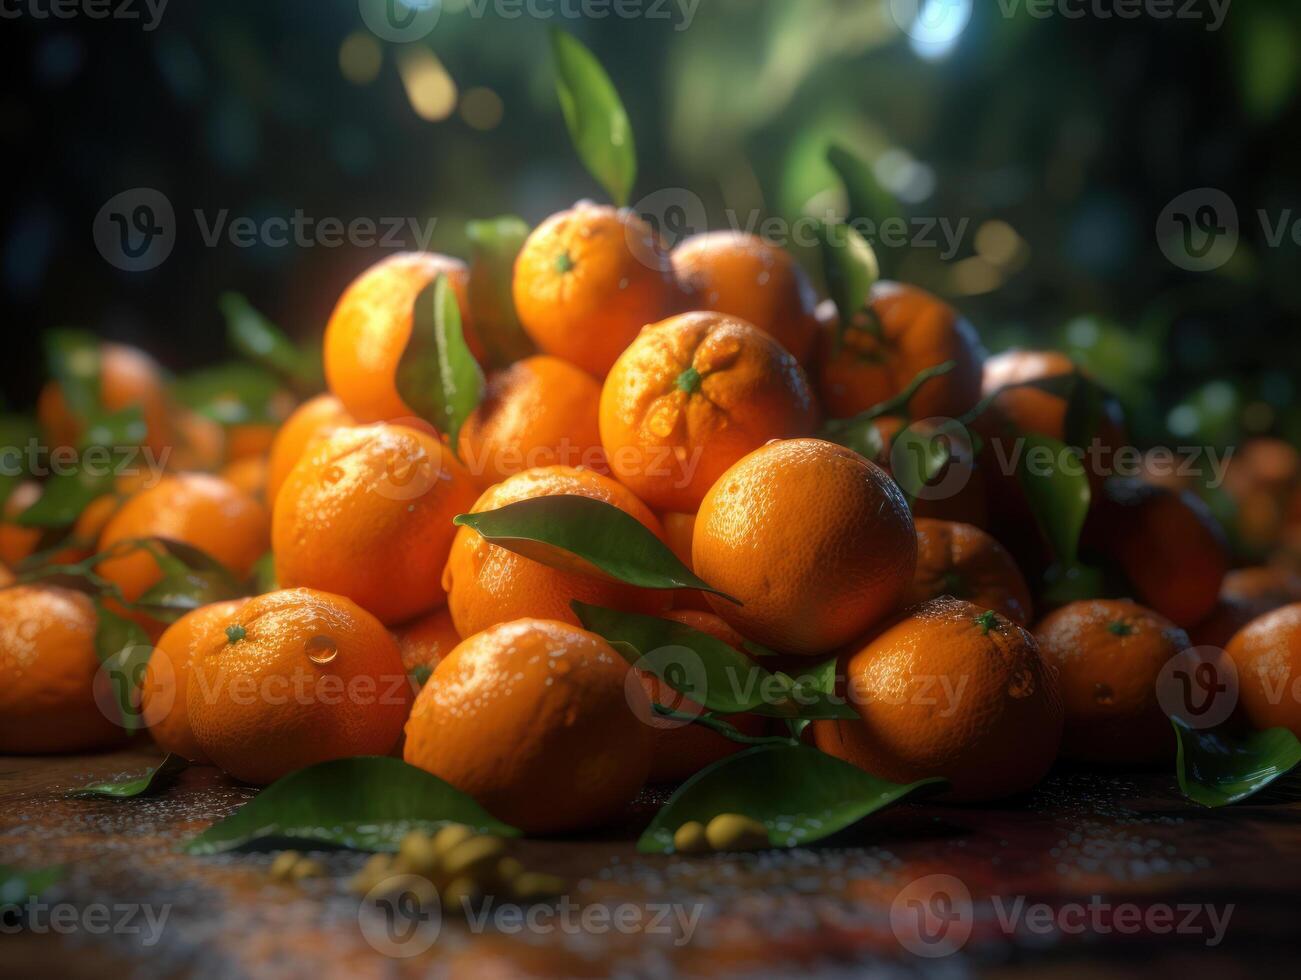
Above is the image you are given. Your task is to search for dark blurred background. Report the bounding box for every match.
[4,0,1301,446]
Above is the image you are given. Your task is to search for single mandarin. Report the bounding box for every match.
[815,282,984,420]
[37,341,173,456]
[660,510,710,611]
[0,586,128,754]
[273,423,478,625]
[693,439,916,655]
[219,455,268,501]
[599,312,818,512]
[458,355,607,483]
[324,252,481,423]
[392,605,461,683]
[188,588,412,784]
[908,519,1033,625]
[813,598,1063,801]
[671,231,821,364]
[443,465,670,638]
[512,203,678,378]
[403,618,652,833]
[1035,598,1188,764]
[97,473,270,607]
[1225,603,1301,737]
[142,598,251,763]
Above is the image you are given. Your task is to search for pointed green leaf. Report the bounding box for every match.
[397,274,484,452]
[813,220,879,328]
[826,143,903,276]
[1016,433,1091,566]
[638,743,944,853]
[221,292,319,390]
[172,362,285,425]
[466,216,537,369]
[1174,720,1301,807]
[550,28,636,206]
[185,757,519,854]
[454,495,737,601]
[71,753,189,799]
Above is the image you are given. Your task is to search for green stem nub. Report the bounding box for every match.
[975,610,998,635]
[675,366,703,394]
[555,251,575,274]
[226,625,247,644]
[1107,620,1136,637]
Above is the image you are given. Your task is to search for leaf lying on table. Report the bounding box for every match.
[456,495,737,601]
[70,753,190,799]
[1173,719,1301,807]
[185,757,519,855]
[638,743,944,853]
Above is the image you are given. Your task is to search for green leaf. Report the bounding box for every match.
[70,753,189,799]
[15,407,145,528]
[44,329,102,423]
[466,216,537,369]
[637,743,943,853]
[397,275,485,452]
[813,220,879,328]
[221,292,319,390]
[1174,720,1301,807]
[134,538,246,622]
[0,864,63,906]
[93,599,153,732]
[454,495,737,601]
[573,601,774,715]
[888,419,960,507]
[550,28,637,206]
[826,143,903,276]
[1016,433,1091,566]
[185,756,519,854]
[172,362,285,425]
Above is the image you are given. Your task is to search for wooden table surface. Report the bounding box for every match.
[2,747,1298,979]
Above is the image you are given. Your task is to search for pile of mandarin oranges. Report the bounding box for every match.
[4,201,1301,837]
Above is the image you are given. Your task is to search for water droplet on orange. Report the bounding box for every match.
[305,635,339,665]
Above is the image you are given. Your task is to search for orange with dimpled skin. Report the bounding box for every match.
[671,231,821,364]
[392,605,461,682]
[187,588,412,785]
[512,203,678,378]
[323,252,481,423]
[692,438,917,656]
[266,394,355,505]
[599,312,819,512]
[908,519,1033,625]
[403,618,652,834]
[813,597,1062,801]
[273,423,478,626]
[0,585,129,754]
[1226,603,1301,738]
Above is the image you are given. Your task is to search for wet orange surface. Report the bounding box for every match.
[1,747,1298,978]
